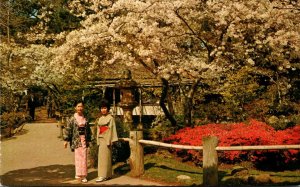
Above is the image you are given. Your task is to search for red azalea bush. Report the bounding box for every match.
[163,119,300,170]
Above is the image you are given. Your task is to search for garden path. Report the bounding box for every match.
[0,106,166,186]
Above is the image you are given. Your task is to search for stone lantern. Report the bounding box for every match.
[116,69,138,131]
[116,69,144,177]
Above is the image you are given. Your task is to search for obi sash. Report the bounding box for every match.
[99,126,108,134]
[78,126,86,135]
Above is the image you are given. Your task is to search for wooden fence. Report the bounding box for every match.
[122,131,300,187]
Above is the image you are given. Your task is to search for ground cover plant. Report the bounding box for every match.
[164,119,300,170]
[113,150,300,186]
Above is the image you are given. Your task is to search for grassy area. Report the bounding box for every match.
[141,153,202,186]
[114,150,300,186]
[220,169,300,186]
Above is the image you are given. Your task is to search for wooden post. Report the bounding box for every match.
[129,130,144,177]
[203,136,218,187]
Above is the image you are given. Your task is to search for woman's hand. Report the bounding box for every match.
[64,141,68,148]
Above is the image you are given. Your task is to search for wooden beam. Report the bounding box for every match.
[216,144,300,151]
[137,139,300,151]
[203,136,218,187]
[138,139,203,150]
[129,131,144,177]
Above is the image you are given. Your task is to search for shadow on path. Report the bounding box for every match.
[0,164,79,186]
[1,164,164,186]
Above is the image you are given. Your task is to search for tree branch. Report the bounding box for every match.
[174,8,214,63]
[273,6,300,11]
[160,78,177,127]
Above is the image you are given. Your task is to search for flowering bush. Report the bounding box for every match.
[164,119,300,170]
[0,112,31,137]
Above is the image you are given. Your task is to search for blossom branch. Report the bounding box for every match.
[174,8,214,63]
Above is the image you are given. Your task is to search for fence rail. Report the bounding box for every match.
[138,139,203,150]
[137,139,300,151]
[122,132,300,187]
[216,144,300,151]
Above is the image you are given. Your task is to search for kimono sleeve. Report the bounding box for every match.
[63,117,73,142]
[109,117,118,144]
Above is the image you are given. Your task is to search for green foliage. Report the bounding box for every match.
[0,86,29,115]
[0,0,39,36]
[112,140,130,164]
[46,7,81,34]
[87,140,98,168]
[290,80,300,102]
[55,88,103,119]
[267,114,300,130]
[0,111,31,137]
[0,87,15,114]
[148,115,177,141]
[192,64,299,125]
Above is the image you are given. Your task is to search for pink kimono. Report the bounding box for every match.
[74,113,87,177]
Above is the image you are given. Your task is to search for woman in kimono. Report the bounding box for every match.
[63,100,91,183]
[95,99,118,182]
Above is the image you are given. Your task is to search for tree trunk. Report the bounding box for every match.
[183,79,200,127]
[7,8,10,45]
[160,78,177,127]
[183,96,193,126]
[167,94,175,115]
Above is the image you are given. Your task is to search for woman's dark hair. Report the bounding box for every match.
[73,99,84,107]
[100,99,110,111]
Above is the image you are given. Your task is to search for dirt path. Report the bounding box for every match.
[0,108,166,186]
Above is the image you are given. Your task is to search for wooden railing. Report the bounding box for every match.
[122,131,300,187]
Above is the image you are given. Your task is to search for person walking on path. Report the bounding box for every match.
[46,95,54,118]
[95,99,118,182]
[63,100,92,183]
[27,93,37,121]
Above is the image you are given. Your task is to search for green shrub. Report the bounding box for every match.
[0,112,31,137]
[267,114,299,130]
[148,115,176,141]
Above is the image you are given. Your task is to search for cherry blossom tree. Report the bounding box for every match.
[2,0,299,126]
[0,42,59,90]
[203,0,300,122]
[48,0,299,126]
[48,0,220,126]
